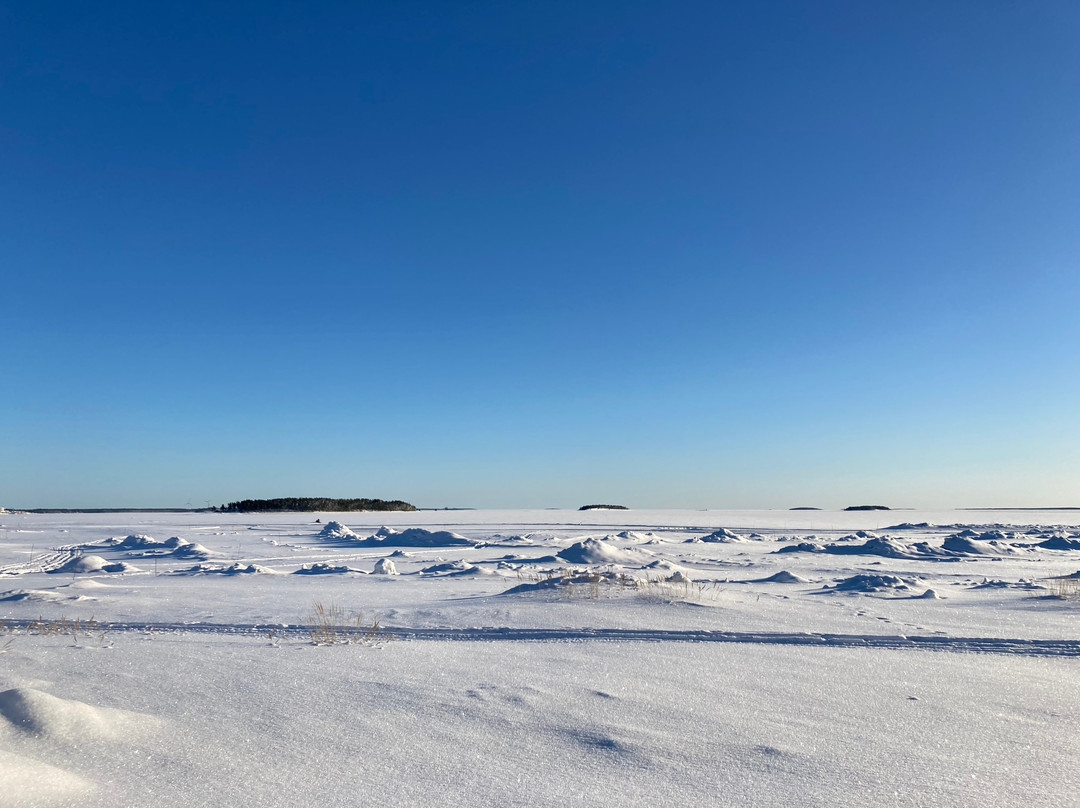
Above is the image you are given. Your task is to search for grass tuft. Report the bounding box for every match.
[1,615,110,647]
[1046,575,1080,599]
[511,569,720,603]
[305,601,388,646]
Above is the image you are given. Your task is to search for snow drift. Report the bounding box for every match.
[829,574,921,594]
[556,538,652,565]
[687,528,746,543]
[317,521,360,541]
[367,526,475,547]
[0,687,162,742]
[48,555,139,574]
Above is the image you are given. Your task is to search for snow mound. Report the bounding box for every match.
[0,687,162,742]
[613,530,665,544]
[101,534,161,550]
[293,563,362,575]
[373,558,398,575]
[168,542,213,560]
[93,535,213,560]
[643,560,694,580]
[421,561,480,576]
[557,538,652,565]
[49,555,139,574]
[479,533,535,545]
[757,571,810,584]
[516,531,563,544]
[1036,537,1080,551]
[182,563,275,575]
[942,536,1018,555]
[971,578,1045,590]
[362,526,475,547]
[317,521,360,541]
[429,562,492,577]
[68,579,112,589]
[774,542,824,554]
[823,538,923,559]
[688,528,745,543]
[498,570,643,596]
[830,574,920,594]
[778,538,959,561]
[914,588,940,599]
[0,588,94,604]
[836,531,880,542]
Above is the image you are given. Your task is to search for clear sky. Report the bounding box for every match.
[3,1,1078,509]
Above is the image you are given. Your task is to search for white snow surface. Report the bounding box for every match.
[2,508,1080,806]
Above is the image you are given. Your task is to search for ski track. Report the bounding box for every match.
[0,549,80,575]
[4,619,1078,657]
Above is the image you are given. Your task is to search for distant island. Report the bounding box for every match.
[17,508,202,514]
[844,505,891,511]
[790,507,821,510]
[579,504,629,511]
[218,497,417,513]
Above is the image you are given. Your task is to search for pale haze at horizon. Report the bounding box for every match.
[3,2,1078,509]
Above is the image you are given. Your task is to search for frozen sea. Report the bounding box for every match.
[2,509,1079,807]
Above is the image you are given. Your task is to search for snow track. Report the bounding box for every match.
[5,619,1079,657]
[0,549,80,576]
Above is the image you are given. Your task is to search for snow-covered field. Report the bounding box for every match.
[2,509,1079,807]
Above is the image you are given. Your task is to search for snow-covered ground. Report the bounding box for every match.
[2,509,1079,806]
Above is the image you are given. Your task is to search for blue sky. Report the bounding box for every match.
[3,1,1078,509]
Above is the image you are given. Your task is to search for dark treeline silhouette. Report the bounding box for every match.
[578,504,629,511]
[219,498,417,513]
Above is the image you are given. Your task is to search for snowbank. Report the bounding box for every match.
[687,528,746,543]
[293,563,362,575]
[359,526,475,547]
[0,687,162,742]
[557,538,652,565]
[94,535,214,560]
[48,555,139,574]
[373,558,398,575]
[317,521,360,541]
[829,574,921,594]
[179,563,276,575]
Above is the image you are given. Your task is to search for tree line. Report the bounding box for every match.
[217,498,417,513]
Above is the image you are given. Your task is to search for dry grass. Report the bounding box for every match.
[305,601,387,646]
[1046,575,1080,599]
[513,569,720,603]
[0,616,110,647]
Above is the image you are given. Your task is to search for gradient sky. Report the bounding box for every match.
[3,1,1079,509]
